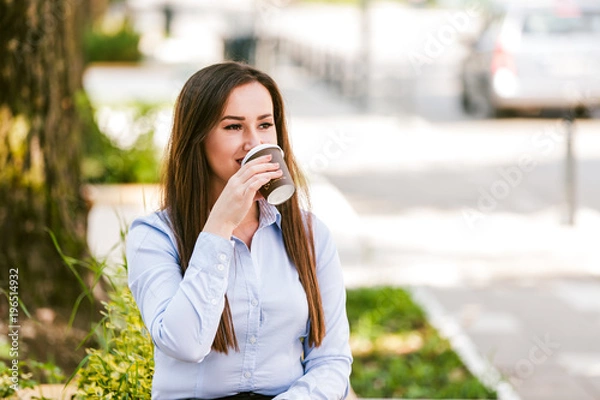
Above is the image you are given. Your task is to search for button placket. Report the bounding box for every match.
[236,243,260,389]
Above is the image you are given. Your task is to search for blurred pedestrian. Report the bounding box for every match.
[127,61,352,400]
[162,2,174,37]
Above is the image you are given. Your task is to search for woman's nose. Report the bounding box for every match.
[243,127,261,150]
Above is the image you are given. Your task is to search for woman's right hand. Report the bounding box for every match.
[202,154,283,240]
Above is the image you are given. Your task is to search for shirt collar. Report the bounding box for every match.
[258,199,282,229]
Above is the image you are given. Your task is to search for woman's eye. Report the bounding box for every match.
[224,124,242,131]
[259,122,274,129]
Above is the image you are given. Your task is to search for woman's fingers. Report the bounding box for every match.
[239,154,272,174]
[220,170,282,213]
[238,160,280,183]
[245,169,283,194]
[231,154,281,192]
[206,154,283,233]
[221,162,283,207]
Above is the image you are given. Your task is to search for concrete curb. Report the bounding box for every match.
[11,384,76,400]
[409,286,520,400]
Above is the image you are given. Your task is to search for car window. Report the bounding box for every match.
[523,11,600,35]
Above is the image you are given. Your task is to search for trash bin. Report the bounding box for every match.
[223,35,257,65]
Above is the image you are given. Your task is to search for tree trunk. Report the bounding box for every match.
[0,0,92,320]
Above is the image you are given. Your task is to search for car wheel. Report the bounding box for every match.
[494,108,515,118]
[466,93,497,119]
[587,107,600,119]
[460,87,485,117]
[460,89,471,113]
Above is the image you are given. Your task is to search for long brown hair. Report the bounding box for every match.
[161,62,325,353]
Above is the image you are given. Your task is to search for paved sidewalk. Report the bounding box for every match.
[426,279,600,400]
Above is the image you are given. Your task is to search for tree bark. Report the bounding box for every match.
[0,0,92,320]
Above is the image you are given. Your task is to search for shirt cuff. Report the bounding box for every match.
[187,231,235,277]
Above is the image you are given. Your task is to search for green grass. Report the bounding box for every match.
[346,287,497,399]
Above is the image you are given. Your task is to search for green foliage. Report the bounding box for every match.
[0,290,64,397]
[346,287,497,399]
[6,246,495,399]
[84,18,142,63]
[300,0,439,5]
[23,360,66,385]
[71,286,492,399]
[76,92,162,184]
[0,361,38,398]
[74,286,154,399]
[346,286,427,339]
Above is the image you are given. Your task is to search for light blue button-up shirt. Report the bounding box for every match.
[127,200,352,400]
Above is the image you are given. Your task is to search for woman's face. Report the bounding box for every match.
[204,81,278,193]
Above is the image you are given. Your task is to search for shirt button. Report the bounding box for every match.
[217,264,225,271]
[244,371,251,379]
[218,253,227,262]
[249,336,257,344]
[251,299,258,307]
[210,298,217,305]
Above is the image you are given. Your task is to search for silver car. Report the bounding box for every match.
[460,0,600,117]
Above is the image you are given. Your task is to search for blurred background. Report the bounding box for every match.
[1,0,600,398]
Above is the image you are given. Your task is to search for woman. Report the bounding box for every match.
[127,62,352,400]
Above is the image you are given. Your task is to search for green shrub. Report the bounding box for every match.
[84,18,142,64]
[71,287,494,398]
[346,287,497,399]
[346,286,427,339]
[74,286,154,399]
[77,93,162,184]
[0,361,38,398]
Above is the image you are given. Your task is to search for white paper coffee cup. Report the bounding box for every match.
[241,144,295,205]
